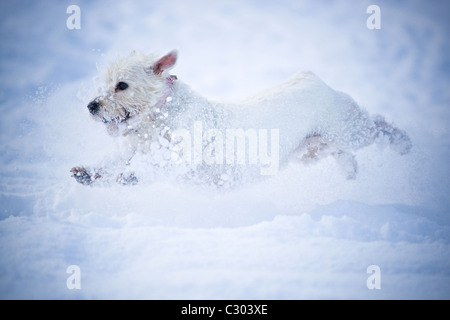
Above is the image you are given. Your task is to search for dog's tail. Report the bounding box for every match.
[372,115,412,155]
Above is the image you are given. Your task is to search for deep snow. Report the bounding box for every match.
[0,0,449,299]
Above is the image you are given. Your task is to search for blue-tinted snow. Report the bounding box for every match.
[0,0,449,299]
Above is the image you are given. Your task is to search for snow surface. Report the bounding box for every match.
[0,0,449,299]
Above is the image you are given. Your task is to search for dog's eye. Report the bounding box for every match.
[115,82,129,92]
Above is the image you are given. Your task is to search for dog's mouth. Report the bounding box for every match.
[101,110,132,125]
[101,110,134,136]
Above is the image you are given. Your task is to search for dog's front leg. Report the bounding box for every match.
[116,172,138,185]
[70,166,139,186]
[71,151,139,186]
[70,166,103,185]
[115,152,139,185]
[70,166,138,186]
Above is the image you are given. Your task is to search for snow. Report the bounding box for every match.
[0,0,449,299]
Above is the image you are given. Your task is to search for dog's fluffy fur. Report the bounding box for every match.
[71,50,412,186]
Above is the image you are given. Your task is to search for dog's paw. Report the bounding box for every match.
[116,172,139,186]
[70,167,101,185]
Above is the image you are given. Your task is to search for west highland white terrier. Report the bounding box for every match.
[71,50,411,186]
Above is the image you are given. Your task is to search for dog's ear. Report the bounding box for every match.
[152,50,177,76]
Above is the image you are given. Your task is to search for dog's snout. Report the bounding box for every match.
[87,101,100,115]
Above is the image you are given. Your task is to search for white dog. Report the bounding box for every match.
[71,50,411,186]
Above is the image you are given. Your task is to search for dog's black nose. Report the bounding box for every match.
[87,101,100,115]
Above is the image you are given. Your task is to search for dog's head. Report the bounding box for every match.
[87,50,177,135]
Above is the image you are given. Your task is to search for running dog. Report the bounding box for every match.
[71,50,411,186]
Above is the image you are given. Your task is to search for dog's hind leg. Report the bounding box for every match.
[295,134,358,179]
[331,149,358,180]
[297,134,332,164]
[372,115,412,155]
